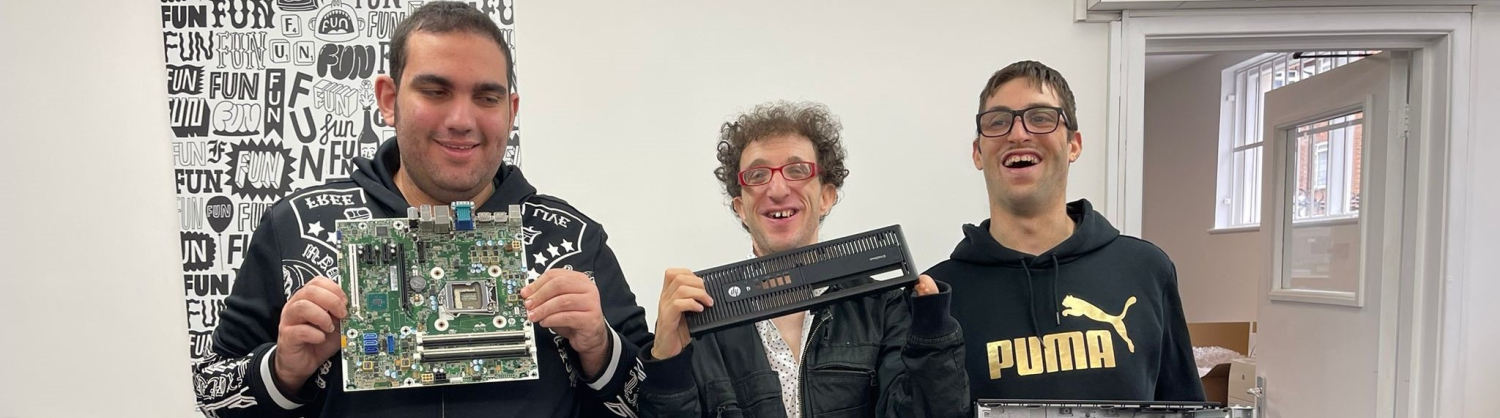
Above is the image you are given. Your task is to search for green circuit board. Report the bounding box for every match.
[336,202,539,391]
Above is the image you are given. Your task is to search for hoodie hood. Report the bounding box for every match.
[351,139,538,213]
[946,199,1120,337]
[950,199,1119,265]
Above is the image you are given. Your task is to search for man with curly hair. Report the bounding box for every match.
[634,101,970,418]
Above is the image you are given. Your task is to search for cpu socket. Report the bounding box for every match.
[441,280,497,314]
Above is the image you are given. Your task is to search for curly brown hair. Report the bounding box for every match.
[713,100,850,218]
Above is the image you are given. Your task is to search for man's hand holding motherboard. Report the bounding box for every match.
[520,269,611,379]
[273,276,348,394]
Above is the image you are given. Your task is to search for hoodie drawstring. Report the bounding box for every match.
[1051,254,1061,326]
[1022,255,1064,335]
[1021,259,1041,337]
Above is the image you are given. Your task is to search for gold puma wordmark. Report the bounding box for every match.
[984,294,1140,380]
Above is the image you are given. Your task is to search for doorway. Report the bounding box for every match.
[1117,9,1470,418]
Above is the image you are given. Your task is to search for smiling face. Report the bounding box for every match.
[376,30,518,204]
[973,77,1082,216]
[732,134,838,255]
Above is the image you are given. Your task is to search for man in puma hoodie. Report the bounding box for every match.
[925,61,1204,402]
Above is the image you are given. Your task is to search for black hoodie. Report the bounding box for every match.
[924,199,1204,402]
[193,139,651,418]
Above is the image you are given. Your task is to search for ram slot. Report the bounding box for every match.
[347,243,361,312]
[399,243,409,309]
[416,330,529,348]
[417,345,531,362]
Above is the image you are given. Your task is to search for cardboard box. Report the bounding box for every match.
[1200,363,1232,405]
[1187,322,1255,406]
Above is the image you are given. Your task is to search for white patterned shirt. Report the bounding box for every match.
[754,312,815,418]
[751,285,825,418]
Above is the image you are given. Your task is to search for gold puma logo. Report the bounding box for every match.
[1060,295,1136,353]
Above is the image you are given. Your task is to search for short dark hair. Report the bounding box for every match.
[977,60,1079,132]
[713,100,850,201]
[389,1,515,90]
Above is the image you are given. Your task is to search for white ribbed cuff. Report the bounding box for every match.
[583,325,623,391]
[261,345,305,410]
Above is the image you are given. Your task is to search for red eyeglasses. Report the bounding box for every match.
[738,161,818,186]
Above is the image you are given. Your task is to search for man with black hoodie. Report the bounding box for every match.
[191,3,650,417]
[925,61,1204,402]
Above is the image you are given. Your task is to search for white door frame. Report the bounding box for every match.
[1104,8,1473,418]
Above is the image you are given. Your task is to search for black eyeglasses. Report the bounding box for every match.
[975,106,1068,137]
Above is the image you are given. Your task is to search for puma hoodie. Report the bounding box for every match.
[924,199,1205,402]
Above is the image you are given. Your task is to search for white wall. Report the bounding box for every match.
[518,0,1111,328]
[1141,53,1264,323]
[0,0,198,417]
[1443,6,1500,417]
[0,1,1110,417]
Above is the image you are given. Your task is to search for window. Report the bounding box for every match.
[1215,51,1377,229]
[1291,112,1362,222]
[1279,111,1365,301]
[1314,142,1329,190]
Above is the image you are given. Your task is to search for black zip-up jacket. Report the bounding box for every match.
[925,199,1204,402]
[192,140,651,418]
[637,279,969,418]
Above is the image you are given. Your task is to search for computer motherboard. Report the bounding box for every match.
[336,202,539,391]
